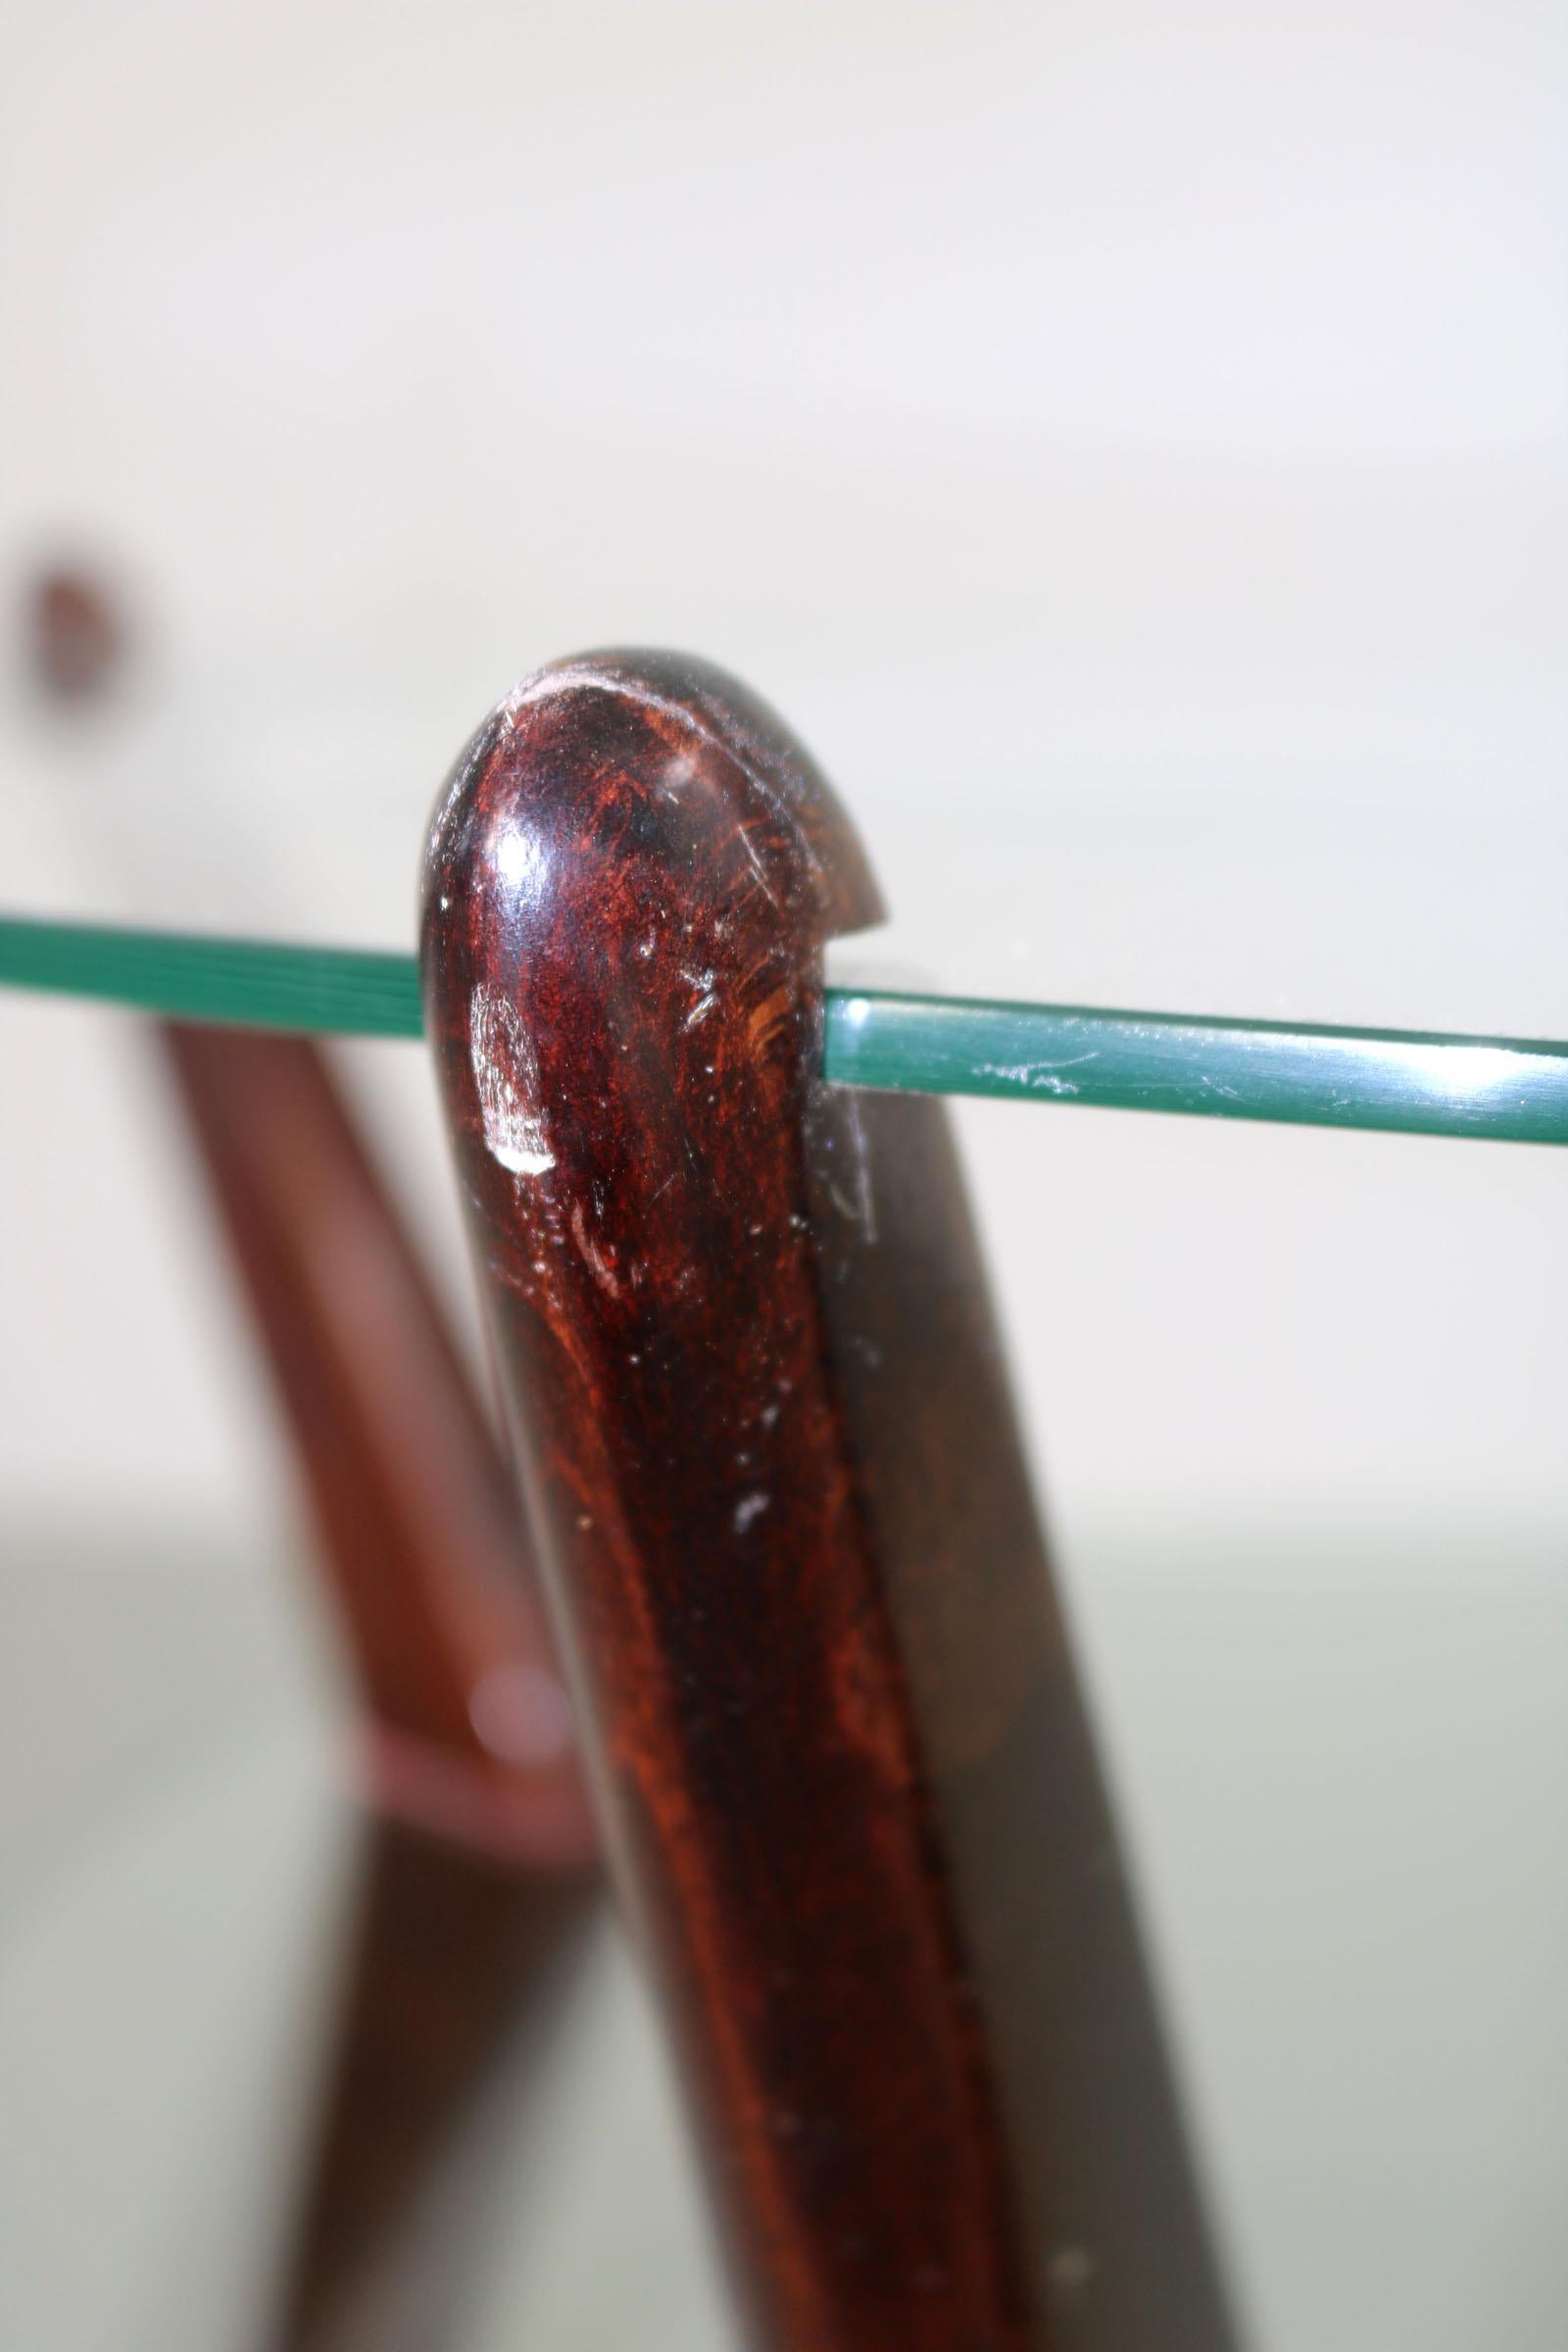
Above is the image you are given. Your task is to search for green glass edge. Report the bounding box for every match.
[0,914,425,1039]
[3,913,1566,1147]
[824,990,1568,1146]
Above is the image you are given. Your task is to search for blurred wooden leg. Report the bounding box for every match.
[270,1817,594,2352]
[163,1026,601,2350]
[25,564,605,2343]
[421,653,1241,2351]
[162,1022,594,1869]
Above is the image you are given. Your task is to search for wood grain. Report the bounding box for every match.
[421,650,1240,2349]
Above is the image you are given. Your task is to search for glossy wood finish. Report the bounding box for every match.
[163,1022,595,1868]
[421,651,1240,2350]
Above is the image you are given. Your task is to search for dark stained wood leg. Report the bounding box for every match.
[420,651,1242,2350]
[162,1022,594,1869]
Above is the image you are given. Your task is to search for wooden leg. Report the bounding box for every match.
[420,652,1241,2350]
[164,1025,602,2349]
[25,568,604,2334]
[163,1022,594,1868]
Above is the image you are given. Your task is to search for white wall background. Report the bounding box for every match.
[2,4,1566,2347]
